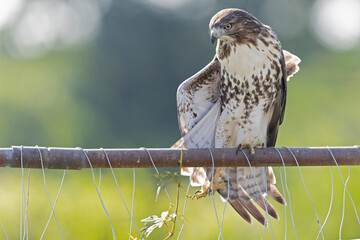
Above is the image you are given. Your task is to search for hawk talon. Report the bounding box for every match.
[254,142,265,149]
[189,180,229,200]
[189,190,208,200]
[236,143,242,155]
[236,142,255,157]
[236,142,265,158]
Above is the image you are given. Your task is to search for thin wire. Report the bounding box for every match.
[40,171,66,240]
[177,182,191,240]
[339,166,350,240]
[260,150,275,240]
[20,145,24,240]
[316,167,334,240]
[140,147,186,240]
[207,148,223,240]
[0,221,8,240]
[275,148,297,239]
[0,173,5,240]
[277,167,287,239]
[326,147,360,224]
[129,168,136,240]
[284,147,324,240]
[100,148,141,236]
[240,150,274,240]
[218,167,230,240]
[22,169,30,240]
[79,148,117,240]
[36,146,64,240]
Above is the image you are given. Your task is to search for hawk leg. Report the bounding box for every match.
[189,171,228,200]
[236,142,265,158]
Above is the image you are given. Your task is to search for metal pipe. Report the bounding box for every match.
[0,146,359,169]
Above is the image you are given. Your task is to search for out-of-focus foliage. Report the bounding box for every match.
[0,0,359,239]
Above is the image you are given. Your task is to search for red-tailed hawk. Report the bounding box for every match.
[172,8,301,225]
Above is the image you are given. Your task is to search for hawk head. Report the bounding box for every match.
[209,8,262,44]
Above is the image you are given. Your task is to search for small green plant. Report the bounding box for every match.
[140,207,177,239]
[132,149,186,239]
[153,171,180,201]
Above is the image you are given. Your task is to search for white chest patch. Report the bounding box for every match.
[214,40,283,148]
[221,44,267,76]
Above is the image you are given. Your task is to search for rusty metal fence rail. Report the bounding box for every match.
[0,146,359,169]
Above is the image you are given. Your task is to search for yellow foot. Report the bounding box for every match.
[236,142,265,158]
[254,142,265,149]
[189,171,229,200]
[189,189,208,200]
[190,183,228,199]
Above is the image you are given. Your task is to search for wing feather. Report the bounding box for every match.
[172,101,220,148]
[175,56,221,137]
[172,56,221,187]
[283,50,301,80]
[266,50,287,147]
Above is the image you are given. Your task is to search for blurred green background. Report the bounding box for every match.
[0,0,359,239]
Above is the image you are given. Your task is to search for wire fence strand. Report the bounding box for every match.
[79,148,117,240]
[218,167,230,240]
[37,146,65,240]
[140,147,186,240]
[339,166,351,240]
[285,147,324,240]
[1,145,360,239]
[208,148,224,240]
[0,220,8,240]
[129,168,136,240]
[100,148,142,237]
[240,150,274,240]
[326,146,360,224]
[275,147,297,239]
[177,182,191,240]
[316,167,334,240]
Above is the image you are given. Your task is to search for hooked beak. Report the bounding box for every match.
[210,29,219,44]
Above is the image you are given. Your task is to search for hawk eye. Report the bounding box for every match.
[224,23,232,30]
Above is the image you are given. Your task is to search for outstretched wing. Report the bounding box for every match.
[173,51,300,149]
[172,56,221,186]
[173,56,221,147]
